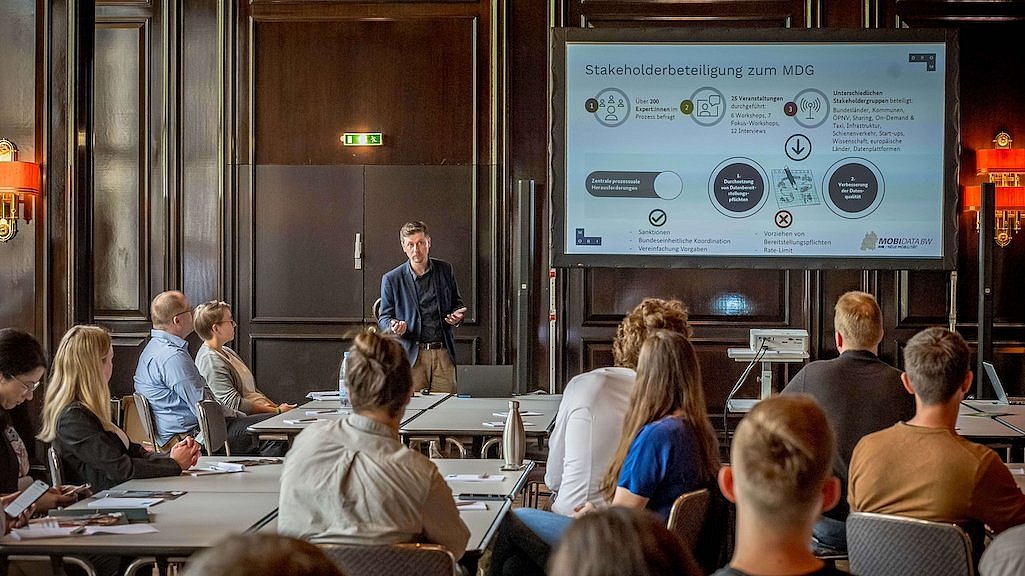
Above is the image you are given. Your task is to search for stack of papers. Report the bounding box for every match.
[306,390,341,400]
[186,462,246,475]
[87,497,163,509]
[445,473,505,482]
[9,524,158,540]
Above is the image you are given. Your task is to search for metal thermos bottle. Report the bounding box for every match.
[502,400,526,469]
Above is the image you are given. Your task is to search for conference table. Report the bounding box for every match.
[399,395,561,438]
[0,457,533,575]
[246,406,423,441]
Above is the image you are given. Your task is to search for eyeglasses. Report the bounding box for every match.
[11,375,41,394]
[172,307,194,319]
[215,320,237,327]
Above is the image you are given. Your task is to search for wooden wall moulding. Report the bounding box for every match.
[93,20,151,320]
[870,0,1025,29]
[569,0,818,28]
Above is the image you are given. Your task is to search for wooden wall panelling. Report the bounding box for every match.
[0,0,40,333]
[180,0,225,305]
[93,19,148,319]
[252,335,350,407]
[250,165,365,322]
[568,0,816,28]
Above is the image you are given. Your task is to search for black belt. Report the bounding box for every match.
[418,341,445,350]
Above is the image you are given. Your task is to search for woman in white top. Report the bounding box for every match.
[193,301,295,416]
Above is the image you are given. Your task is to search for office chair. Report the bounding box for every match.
[847,511,974,576]
[133,392,163,453]
[197,399,230,456]
[319,543,460,576]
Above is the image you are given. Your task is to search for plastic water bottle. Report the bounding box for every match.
[338,351,350,407]
[502,400,526,470]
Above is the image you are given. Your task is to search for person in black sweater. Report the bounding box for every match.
[38,325,200,491]
[0,328,75,524]
[781,290,914,551]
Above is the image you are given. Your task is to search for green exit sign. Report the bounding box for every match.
[342,132,383,146]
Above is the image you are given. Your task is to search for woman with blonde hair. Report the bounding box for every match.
[489,330,720,576]
[193,301,294,416]
[39,325,200,491]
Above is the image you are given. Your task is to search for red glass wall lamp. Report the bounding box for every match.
[964,131,1025,247]
[0,138,42,243]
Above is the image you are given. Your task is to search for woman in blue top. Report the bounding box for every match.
[598,328,720,520]
[489,330,719,576]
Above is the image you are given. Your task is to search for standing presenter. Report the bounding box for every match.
[379,221,466,394]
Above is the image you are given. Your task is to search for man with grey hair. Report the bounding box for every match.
[850,327,1025,546]
[782,290,914,551]
[378,221,466,394]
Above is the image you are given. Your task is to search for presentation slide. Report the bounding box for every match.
[556,33,955,267]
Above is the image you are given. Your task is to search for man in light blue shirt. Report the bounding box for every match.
[134,290,283,455]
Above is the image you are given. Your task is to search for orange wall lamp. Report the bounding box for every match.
[964,131,1025,247]
[0,138,42,243]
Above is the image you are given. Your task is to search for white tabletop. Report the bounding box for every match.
[247,406,422,436]
[955,411,1024,439]
[400,396,560,437]
[0,491,278,556]
[110,457,284,493]
[435,459,535,499]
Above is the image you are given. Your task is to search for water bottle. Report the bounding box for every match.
[502,400,526,470]
[338,351,350,407]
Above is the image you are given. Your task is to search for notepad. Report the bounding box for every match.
[186,462,246,475]
[445,474,506,482]
[87,497,162,509]
[305,409,347,416]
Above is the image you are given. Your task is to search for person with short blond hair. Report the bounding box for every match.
[849,327,1025,543]
[713,395,845,576]
[546,297,692,516]
[193,300,294,416]
[781,290,913,551]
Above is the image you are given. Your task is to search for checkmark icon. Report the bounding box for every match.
[649,209,667,227]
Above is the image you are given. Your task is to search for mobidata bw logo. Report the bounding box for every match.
[864,233,934,251]
[860,231,878,251]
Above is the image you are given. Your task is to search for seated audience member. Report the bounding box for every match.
[781,290,914,551]
[39,325,200,491]
[489,330,720,576]
[980,523,1025,576]
[548,506,701,576]
[133,290,283,456]
[849,327,1025,540]
[278,330,470,558]
[547,297,692,516]
[184,534,345,576]
[0,328,76,512]
[714,395,845,576]
[193,300,295,416]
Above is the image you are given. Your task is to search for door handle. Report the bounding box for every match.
[354,233,363,270]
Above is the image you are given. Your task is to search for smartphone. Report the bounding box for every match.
[5,480,50,517]
[63,483,91,496]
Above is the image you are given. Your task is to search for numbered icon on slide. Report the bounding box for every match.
[592,88,630,127]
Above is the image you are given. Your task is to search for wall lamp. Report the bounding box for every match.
[0,138,42,243]
[964,131,1025,247]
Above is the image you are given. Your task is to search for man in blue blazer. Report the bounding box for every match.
[378,221,466,393]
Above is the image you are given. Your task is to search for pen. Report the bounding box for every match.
[456,494,506,501]
[784,166,797,186]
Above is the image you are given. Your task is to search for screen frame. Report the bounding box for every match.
[549,27,960,270]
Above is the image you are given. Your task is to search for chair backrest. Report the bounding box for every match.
[197,400,230,457]
[667,488,710,552]
[47,446,64,486]
[318,543,458,576]
[847,512,974,576]
[455,364,514,397]
[371,298,383,321]
[132,392,163,453]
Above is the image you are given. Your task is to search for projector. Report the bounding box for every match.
[749,329,809,354]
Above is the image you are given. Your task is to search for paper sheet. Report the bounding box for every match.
[445,474,506,482]
[492,411,543,417]
[454,500,488,510]
[86,497,162,508]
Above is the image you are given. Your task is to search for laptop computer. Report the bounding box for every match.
[983,361,1025,405]
[455,365,515,398]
